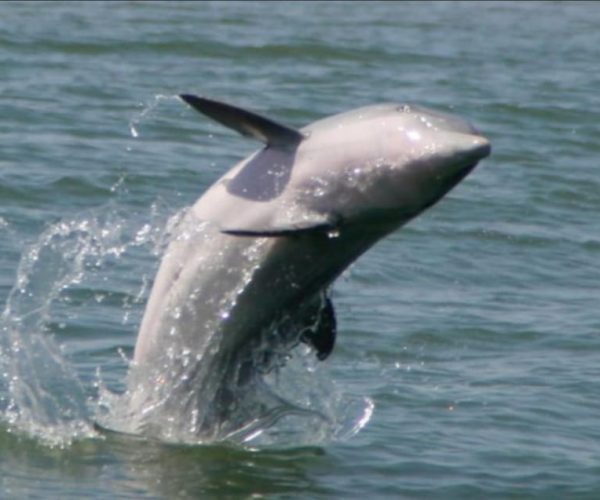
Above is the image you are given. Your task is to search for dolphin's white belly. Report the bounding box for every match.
[132,203,377,374]
[133,212,275,367]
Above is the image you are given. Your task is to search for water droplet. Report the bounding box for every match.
[407,130,421,142]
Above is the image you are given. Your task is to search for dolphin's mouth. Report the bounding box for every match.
[473,138,492,160]
[454,161,479,184]
[438,160,480,200]
[453,136,490,184]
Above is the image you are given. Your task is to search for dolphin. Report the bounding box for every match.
[127,96,491,439]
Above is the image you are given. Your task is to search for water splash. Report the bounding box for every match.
[129,94,180,139]
[0,95,374,449]
[0,205,171,447]
[0,204,373,448]
[224,344,375,448]
[0,218,103,446]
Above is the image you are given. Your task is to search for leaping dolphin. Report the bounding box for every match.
[127,95,491,439]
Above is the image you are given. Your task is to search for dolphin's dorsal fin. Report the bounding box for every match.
[179,94,305,148]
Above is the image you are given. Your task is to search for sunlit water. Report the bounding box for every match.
[2,1,600,498]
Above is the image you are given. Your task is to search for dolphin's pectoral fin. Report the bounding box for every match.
[179,94,305,149]
[300,296,337,361]
[221,221,334,237]
[221,213,342,238]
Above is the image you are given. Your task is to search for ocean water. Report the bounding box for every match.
[1,1,600,498]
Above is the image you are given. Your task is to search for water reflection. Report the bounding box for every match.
[0,425,337,499]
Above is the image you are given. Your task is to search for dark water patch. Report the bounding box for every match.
[49,176,112,199]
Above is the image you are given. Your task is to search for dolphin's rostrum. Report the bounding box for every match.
[127,95,491,440]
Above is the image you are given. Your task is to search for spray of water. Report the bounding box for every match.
[0,203,171,446]
[0,95,374,448]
